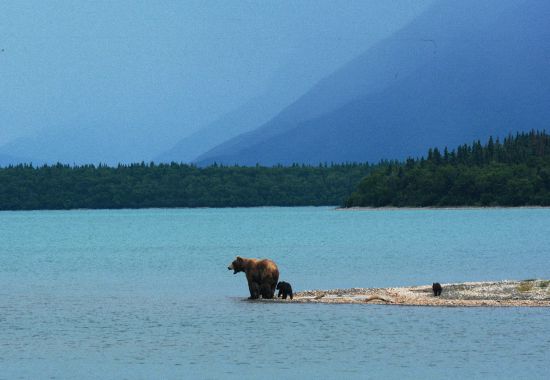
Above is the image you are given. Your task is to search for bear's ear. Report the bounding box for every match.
[236,256,243,262]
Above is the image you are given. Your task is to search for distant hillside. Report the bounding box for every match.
[197,0,550,166]
[345,131,550,207]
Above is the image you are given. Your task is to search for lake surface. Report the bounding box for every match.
[1,207,549,379]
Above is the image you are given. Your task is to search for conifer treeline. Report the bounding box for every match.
[0,162,371,210]
[2,131,549,210]
[345,130,550,207]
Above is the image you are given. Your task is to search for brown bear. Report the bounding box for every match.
[228,256,279,299]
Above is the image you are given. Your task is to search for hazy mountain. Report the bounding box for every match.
[197,0,550,166]
[0,125,161,166]
[0,154,18,167]
[2,2,434,166]
[0,153,39,167]
[154,2,434,164]
[154,57,346,164]
[153,82,302,164]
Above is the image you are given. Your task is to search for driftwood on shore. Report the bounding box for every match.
[363,295,393,303]
[260,280,550,307]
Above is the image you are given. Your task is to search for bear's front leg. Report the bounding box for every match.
[248,281,260,299]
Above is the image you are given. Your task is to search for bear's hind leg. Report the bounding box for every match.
[260,283,273,299]
[269,281,277,299]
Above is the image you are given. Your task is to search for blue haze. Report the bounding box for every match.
[0,1,433,164]
[1,207,549,378]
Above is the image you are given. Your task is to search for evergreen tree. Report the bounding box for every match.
[345,130,550,207]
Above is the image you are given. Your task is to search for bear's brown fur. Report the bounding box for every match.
[228,256,279,299]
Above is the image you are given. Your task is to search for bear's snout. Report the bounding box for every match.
[228,263,238,274]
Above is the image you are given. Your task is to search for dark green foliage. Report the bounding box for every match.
[0,162,370,210]
[345,131,550,207]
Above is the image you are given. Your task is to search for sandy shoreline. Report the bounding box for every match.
[259,280,550,307]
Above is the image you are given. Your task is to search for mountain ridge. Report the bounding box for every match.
[196,0,550,166]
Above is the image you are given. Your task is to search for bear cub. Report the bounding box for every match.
[432,282,442,296]
[276,281,293,300]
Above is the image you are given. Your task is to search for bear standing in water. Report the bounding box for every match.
[276,281,293,300]
[432,282,442,296]
[228,256,279,299]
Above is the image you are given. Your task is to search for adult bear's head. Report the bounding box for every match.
[228,256,246,274]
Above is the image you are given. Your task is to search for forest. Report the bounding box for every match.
[0,162,371,210]
[345,130,550,207]
[2,131,549,210]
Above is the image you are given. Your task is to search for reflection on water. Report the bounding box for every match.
[1,208,550,378]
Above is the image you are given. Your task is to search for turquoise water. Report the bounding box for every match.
[1,207,549,379]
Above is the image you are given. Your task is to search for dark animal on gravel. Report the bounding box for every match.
[432,282,442,296]
[276,281,294,300]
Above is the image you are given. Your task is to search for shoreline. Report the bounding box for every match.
[260,280,550,307]
[336,206,550,211]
